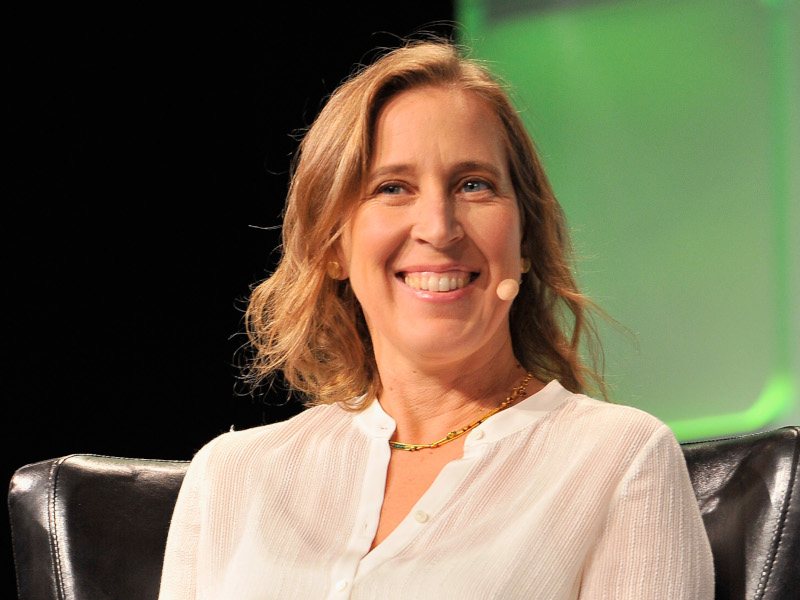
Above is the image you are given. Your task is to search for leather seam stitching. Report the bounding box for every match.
[753,430,799,599]
[48,456,70,600]
[8,472,24,596]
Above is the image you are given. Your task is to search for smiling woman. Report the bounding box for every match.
[244,40,604,412]
[158,37,715,599]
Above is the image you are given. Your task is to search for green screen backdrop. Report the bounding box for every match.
[456,0,799,440]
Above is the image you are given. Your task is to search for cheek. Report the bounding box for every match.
[343,208,403,276]
[468,208,522,263]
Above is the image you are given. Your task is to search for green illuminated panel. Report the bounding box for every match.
[457,0,799,440]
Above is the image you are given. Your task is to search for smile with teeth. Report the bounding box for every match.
[401,271,476,292]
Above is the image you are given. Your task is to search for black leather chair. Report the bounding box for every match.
[8,456,188,600]
[681,426,799,599]
[8,426,800,600]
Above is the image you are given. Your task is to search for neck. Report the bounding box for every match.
[375,345,538,445]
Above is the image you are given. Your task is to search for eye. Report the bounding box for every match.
[460,179,493,194]
[376,182,406,195]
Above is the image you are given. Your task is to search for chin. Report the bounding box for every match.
[396,329,489,362]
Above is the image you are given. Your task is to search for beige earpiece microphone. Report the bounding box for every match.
[496,279,520,301]
[497,257,529,301]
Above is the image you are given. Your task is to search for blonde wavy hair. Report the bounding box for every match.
[244,37,606,409]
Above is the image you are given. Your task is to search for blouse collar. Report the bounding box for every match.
[353,379,573,447]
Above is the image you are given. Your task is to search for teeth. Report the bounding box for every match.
[403,273,469,292]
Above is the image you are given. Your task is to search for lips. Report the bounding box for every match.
[398,270,478,292]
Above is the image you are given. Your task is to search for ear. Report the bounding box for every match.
[326,242,349,280]
[337,226,353,279]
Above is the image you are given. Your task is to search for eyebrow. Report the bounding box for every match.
[367,161,504,182]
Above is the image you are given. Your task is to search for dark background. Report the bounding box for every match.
[6,2,454,593]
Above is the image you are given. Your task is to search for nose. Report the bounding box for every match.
[410,185,464,248]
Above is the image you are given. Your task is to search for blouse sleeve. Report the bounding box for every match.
[158,440,216,600]
[579,424,715,599]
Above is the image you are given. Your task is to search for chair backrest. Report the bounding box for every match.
[8,426,799,600]
[8,455,188,600]
[682,425,799,599]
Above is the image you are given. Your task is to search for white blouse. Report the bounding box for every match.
[158,380,714,599]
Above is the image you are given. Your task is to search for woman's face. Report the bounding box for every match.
[339,85,522,370]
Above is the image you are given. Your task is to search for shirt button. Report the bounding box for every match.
[414,510,429,523]
[335,579,349,591]
[472,429,485,440]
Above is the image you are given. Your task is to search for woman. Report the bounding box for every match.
[159,39,714,599]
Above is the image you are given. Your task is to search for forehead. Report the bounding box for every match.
[369,85,510,169]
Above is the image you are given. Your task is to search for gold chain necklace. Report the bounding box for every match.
[388,372,534,451]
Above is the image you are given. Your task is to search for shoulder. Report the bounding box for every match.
[561,392,667,438]
[187,401,355,474]
[543,384,679,469]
